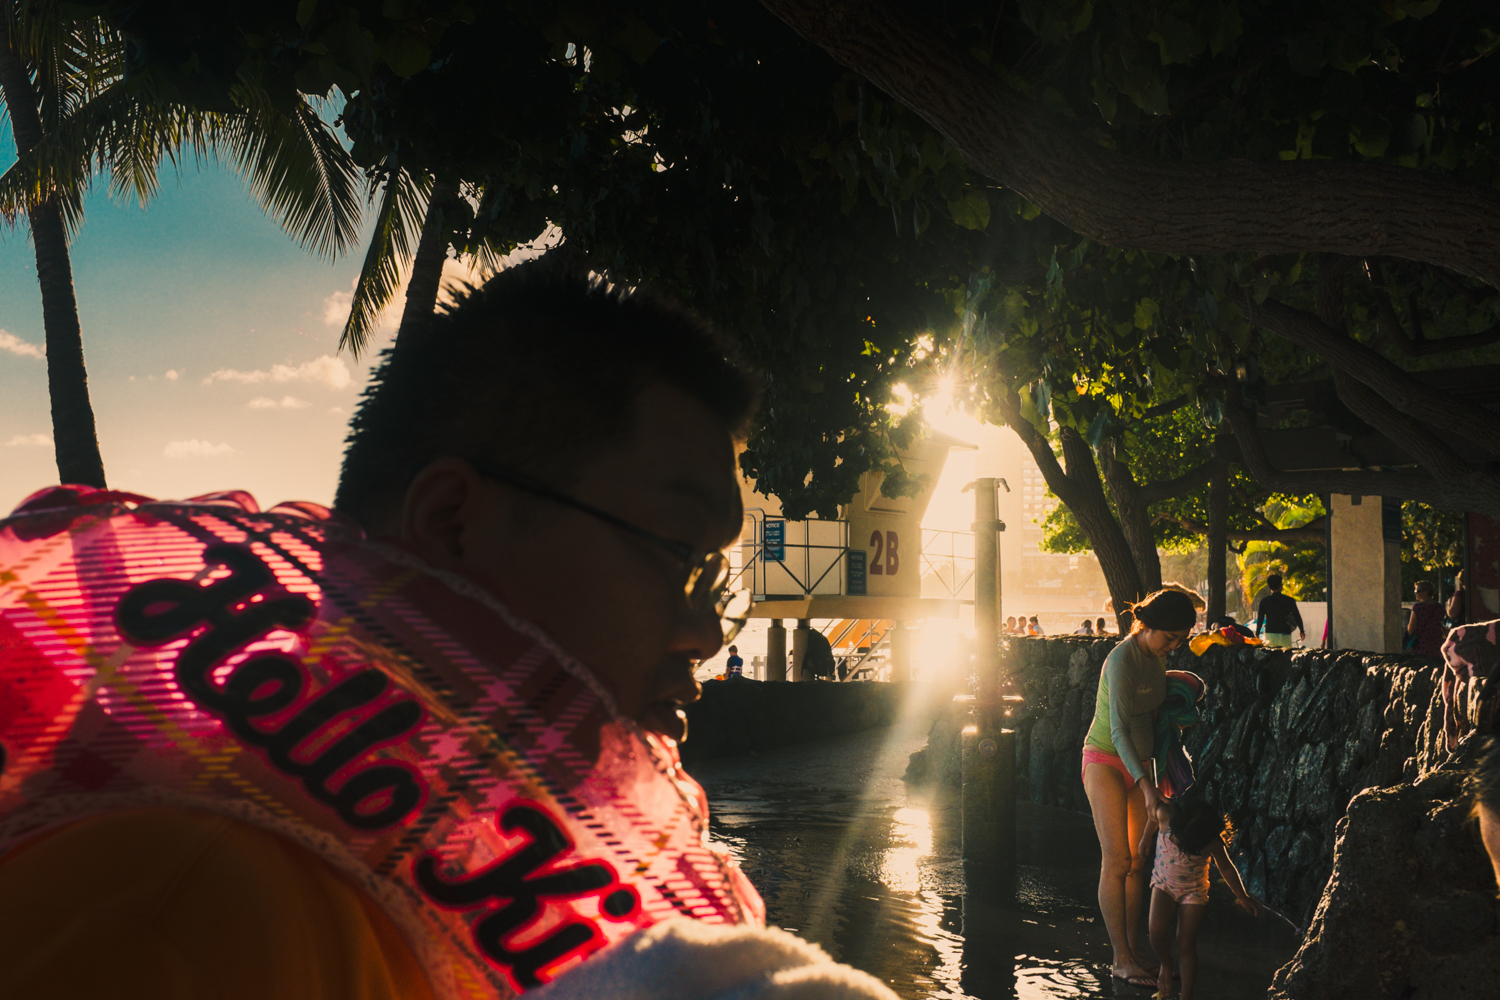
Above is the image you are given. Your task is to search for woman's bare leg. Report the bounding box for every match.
[1084,763,1152,982]
[1125,779,1149,960]
[1175,902,1207,1000]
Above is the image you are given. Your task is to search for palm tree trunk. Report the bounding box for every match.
[394,180,459,347]
[0,20,106,487]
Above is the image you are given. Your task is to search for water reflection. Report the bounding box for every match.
[694,719,1295,999]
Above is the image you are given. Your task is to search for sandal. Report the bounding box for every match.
[1112,972,1158,989]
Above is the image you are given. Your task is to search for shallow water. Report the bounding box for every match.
[693,718,1298,999]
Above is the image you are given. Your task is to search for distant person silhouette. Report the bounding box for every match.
[1254,575,1304,647]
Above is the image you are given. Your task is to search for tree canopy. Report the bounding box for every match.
[95,0,1500,617]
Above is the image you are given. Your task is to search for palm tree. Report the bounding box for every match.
[338,169,474,357]
[0,4,361,486]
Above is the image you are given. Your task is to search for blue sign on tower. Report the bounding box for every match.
[846,550,867,595]
[763,519,785,562]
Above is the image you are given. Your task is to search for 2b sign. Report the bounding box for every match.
[868,530,900,576]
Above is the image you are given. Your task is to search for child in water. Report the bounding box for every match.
[1139,791,1258,999]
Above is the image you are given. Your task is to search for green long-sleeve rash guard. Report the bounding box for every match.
[1083,636,1166,782]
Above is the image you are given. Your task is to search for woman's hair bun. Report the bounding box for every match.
[1129,589,1198,632]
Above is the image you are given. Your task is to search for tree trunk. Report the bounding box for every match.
[394,180,459,347]
[1101,442,1162,593]
[992,393,1146,629]
[0,20,105,488]
[759,0,1500,290]
[1206,454,1229,623]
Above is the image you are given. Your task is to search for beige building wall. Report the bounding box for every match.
[1329,493,1402,653]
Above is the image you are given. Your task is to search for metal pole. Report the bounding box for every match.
[961,478,1014,892]
[969,478,1001,719]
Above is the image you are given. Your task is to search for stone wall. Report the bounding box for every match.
[911,636,1451,927]
[680,679,926,768]
[1269,734,1498,1000]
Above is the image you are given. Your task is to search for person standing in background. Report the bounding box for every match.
[1447,570,1468,628]
[725,645,744,678]
[1255,574,1305,647]
[1408,581,1446,656]
[1097,617,1109,635]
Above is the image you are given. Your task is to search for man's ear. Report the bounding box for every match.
[399,458,492,568]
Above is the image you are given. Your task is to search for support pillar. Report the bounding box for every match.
[1329,494,1402,652]
[791,619,812,681]
[961,726,1015,897]
[889,620,911,682]
[961,477,1014,891]
[968,478,1004,718]
[766,620,786,682]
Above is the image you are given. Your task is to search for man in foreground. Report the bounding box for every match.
[0,266,897,999]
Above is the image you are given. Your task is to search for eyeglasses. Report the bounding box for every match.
[470,460,751,643]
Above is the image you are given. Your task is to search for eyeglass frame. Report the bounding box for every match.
[468,459,750,642]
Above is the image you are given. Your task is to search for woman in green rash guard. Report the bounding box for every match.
[1082,589,1197,990]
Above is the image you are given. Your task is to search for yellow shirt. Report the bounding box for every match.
[0,807,434,1000]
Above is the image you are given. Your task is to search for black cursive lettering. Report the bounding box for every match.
[416,802,640,988]
[116,544,425,830]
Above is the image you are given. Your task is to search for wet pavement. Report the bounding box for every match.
[693,718,1298,999]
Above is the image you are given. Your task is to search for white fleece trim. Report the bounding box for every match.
[529,919,900,1000]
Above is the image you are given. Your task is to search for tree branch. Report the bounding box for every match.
[1220,387,1443,501]
[759,0,1500,289]
[1139,394,1189,420]
[1137,454,1218,504]
[1329,367,1473,480]
[1154,513,1328,546]
[1246,293,1500,455]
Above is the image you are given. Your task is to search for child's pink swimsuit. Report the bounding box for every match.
[1150,830,1211,905]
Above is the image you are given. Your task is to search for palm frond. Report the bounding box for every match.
[211,92,362,261]
[341,164,429,357]
[0,78,130,230]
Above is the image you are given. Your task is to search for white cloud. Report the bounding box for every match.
[323,287,354,327]
[0,331,44,359]
[164,369,179,381]
[203,355,351,390]
[4,433,51,447]
[164,439,236,459]
[247,396,311,410]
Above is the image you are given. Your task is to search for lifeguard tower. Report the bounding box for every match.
[734,431,976,681]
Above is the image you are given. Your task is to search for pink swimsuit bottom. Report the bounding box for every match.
[1150,830,1211,906]
[1081,747,1138,789]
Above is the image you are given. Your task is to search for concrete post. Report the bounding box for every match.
[1330,494,1402,652]
[791,618,811,681]
[961,725,1016,895]
[969,478,1003,719]
[766,620,786,682]
[889,620,911,682]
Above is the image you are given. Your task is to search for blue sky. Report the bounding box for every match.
[0,129,469,514]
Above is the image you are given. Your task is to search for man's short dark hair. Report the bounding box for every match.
[335,262,760,527]
[1267,573,1283,591]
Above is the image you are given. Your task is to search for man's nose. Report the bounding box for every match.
[671,602,725,666]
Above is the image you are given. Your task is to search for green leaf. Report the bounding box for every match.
[1147,14,1204,66]
[383,32,431,76]
[947,189,991,230]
